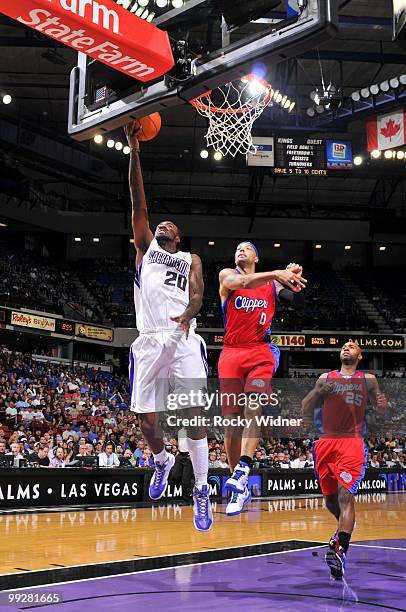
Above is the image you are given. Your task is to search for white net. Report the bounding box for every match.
[191,77,272,157]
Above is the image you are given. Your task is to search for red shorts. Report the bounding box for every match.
[312,438,367,496]
[218,345,276,415]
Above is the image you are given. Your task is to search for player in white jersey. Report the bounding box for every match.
[125,123,212,532]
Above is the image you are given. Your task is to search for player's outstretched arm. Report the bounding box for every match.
[301,373,332,424]
[124,122,154,256]
[170,254,204,338]
[219,267,306,292]
[365,373,388,414]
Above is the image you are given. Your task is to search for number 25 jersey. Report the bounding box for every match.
[134,238,195,333]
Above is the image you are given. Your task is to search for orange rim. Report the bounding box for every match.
[190,75,272,115]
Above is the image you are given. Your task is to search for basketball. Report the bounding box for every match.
[135,112,162,142]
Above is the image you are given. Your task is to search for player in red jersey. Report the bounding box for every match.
[218,241,306,515]
[302,342,387,580]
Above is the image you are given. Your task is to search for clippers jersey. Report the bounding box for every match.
[134,238,196,333]
[315,370,368,438]
[222,280,276,346]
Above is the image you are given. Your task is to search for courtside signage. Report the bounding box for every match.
[1,0,174,82]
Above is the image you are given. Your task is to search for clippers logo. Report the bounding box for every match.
[234,296,268,313]
[339,471,353,484]
[4,0,174,82]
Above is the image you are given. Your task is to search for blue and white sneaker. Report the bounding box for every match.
[192,485,213,532]
[226,485,251,516]
[325,544,346,580]
[149,453,175,500]
[225,462,250,494]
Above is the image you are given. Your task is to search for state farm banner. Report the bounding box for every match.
[1,0,174,82]
[367,110,406,151]
[11,311,56,332]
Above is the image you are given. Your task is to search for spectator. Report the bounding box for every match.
[120,448,137,467]
[50,447,66,468]
[6,441,24,467]
[30,445,50,467]
[215,451,229,469]
[98,442,120,468]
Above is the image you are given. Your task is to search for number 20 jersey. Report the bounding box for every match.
[134,238,195,333]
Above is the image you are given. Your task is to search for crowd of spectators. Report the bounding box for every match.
[1,347,405,475]
[0,244,402,331]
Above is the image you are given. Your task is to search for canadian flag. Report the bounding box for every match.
[367,110,406,151]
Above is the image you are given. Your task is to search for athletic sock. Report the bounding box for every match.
[187,437,208,489]
[239,455,253,469]
[338,531,351,553]
[154,448,169,464]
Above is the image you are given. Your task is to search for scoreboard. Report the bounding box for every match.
[248,136,353,174]
[274,137,326,175]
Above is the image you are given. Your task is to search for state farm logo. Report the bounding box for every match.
[17,1,156,78]
[45,0,120,34]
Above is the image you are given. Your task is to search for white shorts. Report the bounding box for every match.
[129,328,208,413]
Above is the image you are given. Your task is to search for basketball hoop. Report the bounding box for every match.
[190,75,273,157]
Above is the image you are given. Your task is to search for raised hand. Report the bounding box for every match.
[124,121,140,152]
[274,268,307,292]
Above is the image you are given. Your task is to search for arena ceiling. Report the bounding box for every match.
[0,0,405,226]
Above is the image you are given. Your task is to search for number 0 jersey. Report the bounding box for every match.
[134,238,195,333]
[314,370,368,438]
[222,277,276,346]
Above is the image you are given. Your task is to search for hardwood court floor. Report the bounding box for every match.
[0,492,404,576]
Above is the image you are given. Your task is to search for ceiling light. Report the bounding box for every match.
[384,150,393,159]
[275,93,283,104]
[74,237,81,243]
[2,94,12,105]
[390,77,400,89]
[156,0,167,6]
[138,0,149,5]
[200,149,209,159]
[213,151,223,161]
[0,222,7,227]
[93,134,103,144]
[400,74,406,85]
[248,80,266,96]
[288,101,296,113]
[172,0,184,6]
[351,91,361,102]
[281,95,288,106]
[380,80,390,93]
[315,244,322,249]
[123,146,131,155]
[379,246,387,252]
[353,156,363,166]
[115,141,123,151]
[371,150,381,159]
[369,84,379,96]
[92,237,100,243]
[283,98,291,109]
[208,241,215,246]
[396,151,405,160]
[107,139,115,148]
[130,238,134,244]
[273,243,281,248]
[344,245,352,251]
[360,88,370,99]
[272,89,280,100]
[146,11,155,21]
